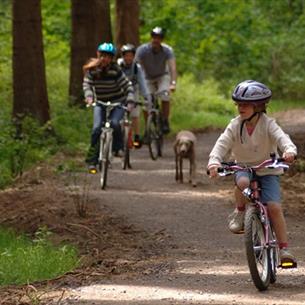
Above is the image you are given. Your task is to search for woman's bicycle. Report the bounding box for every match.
[209,154,297,291]
[88,100,122,189]
[146,92,164,160]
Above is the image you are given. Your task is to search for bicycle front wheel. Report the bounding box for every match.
[244,207,270,291]
[100,132,111,190]
[122,126,131,170]
[268,226,278,284]
[147,114,162,160]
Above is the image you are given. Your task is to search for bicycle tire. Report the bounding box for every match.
[268,226,278,284]
[147,114,160,160]
[100,132,111,190]
[244,206,270,291]
[122,126,131,170]
[157,115,163,157]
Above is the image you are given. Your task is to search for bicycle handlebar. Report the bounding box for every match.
[207,156,289,176]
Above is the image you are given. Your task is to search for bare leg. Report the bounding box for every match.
[234,176,250,209]
[268,202,288,244]
[161,100,170,120]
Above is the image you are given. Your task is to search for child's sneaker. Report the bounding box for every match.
[88,164,97,174]
[228,209,245,234]
[133,134,142,149]
[279,248,297,268]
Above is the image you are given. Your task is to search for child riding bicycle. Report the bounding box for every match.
[83,42,135,172]
[207,80,297,266]
[118,43,152,147]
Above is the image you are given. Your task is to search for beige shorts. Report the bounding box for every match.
[130,105,140,118]
[146,74,171,102]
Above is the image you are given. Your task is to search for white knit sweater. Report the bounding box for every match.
[208,113,297,176]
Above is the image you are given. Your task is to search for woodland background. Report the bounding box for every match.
[0,0,305,187]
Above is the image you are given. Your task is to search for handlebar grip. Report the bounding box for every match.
[206,167,224,175]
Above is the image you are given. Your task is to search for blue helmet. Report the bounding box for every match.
[97,42,116,55]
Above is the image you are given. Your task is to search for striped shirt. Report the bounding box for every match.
[83,62,134,104]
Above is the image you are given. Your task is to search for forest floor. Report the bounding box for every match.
[0,109,305,305]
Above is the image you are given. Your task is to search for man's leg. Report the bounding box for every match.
[161,100,170,134]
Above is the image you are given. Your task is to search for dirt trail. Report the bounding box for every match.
[1,110,305,305]
[62,113,305,305]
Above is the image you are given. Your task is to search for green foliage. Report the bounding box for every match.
[171,74,235,131]
[42,0,71,63]
[140,0,305,100]
[0,227,78,285]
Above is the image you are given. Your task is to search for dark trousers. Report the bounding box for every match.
[86,104,124,164]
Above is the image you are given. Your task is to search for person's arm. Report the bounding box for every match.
[168,58,177,92]
[207,124,234,176]
[269,118,297,161]
[137,64,152,107]
[83,71,94,105]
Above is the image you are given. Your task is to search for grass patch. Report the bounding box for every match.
[0,227,78,286]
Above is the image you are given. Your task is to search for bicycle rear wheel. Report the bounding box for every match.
[147,113,162,160]
[244,206,270,291]
[100,132,111,190]
[122,126,132,170]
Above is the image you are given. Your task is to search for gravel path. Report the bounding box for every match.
[63,121,305,305]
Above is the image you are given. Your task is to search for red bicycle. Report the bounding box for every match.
[209,154,297,291]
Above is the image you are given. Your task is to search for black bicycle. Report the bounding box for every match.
[146,92,164,160]
[121,101,144,170]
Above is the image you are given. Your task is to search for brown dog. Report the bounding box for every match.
[174,130,197,187]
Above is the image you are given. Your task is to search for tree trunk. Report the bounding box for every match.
[12,0,50,125]
[115,0,139,51]
[69,0,112,106]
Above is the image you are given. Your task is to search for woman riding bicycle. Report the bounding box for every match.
[207,80,297,266]
[83,42,135,172]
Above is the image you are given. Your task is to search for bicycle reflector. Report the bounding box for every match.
[280,261,297,269]
[89,168,97,174]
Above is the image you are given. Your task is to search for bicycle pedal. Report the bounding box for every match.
[279,260,297,269]
[133,141,142,149]
[89,168,97,174]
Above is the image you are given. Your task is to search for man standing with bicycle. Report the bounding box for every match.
[135,27,177,134]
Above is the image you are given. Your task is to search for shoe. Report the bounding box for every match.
[228,209,245,234]
[279,248,297,268]
[133,134,142,149]
[88,164,97,174]
[162,119,170,134]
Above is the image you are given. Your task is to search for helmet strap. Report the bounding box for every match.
[240,112,260,144]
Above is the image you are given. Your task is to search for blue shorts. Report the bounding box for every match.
[235,171,281,204]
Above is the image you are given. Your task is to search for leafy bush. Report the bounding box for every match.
[171,74,234,131]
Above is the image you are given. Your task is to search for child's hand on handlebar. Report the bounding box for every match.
[126,101,135,112]
[282,152,295,163]
[85,96,94,106]
[207,164,220,178]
